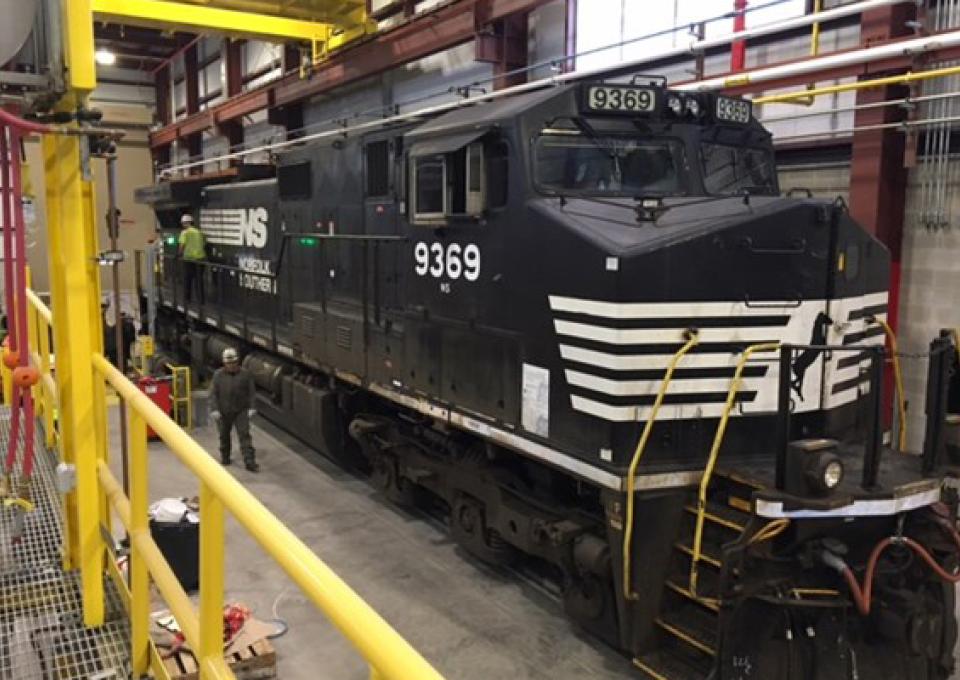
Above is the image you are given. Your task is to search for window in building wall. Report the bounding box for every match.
[576,0,807,72]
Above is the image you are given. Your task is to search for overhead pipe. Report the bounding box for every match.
[162,0,915,174]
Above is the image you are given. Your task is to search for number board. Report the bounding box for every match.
[583,85,658,115]
[715,96,752,124]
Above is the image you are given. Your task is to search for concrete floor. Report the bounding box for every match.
[108,408,635,680]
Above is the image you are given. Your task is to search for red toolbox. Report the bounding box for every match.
[137,376,171,439]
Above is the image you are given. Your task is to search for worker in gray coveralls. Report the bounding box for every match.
[210,348,259,472]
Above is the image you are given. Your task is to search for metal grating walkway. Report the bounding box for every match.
[0,407,131,680]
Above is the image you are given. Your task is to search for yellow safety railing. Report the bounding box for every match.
[26,289,444,680]
[24,284,56,449]
[622,331,699,600]
[870,317,907,451]
[689,342,780,600]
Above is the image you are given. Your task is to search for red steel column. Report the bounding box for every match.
[849,4,916,323]
[731,0,747,72]
[848,4,916,424]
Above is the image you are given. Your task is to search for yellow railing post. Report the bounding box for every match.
[199,480,226,680]
[42,122,105,624]
[129,409,150,675]
[0,347,10,408]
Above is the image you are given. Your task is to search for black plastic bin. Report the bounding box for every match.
[150,518,199,591]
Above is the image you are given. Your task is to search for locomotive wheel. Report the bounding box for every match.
[563,574,607,622]
[370,453,415,507]
[450,495,516,566]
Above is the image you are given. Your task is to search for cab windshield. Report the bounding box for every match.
[701,143,777,195]
[535,133,684,197]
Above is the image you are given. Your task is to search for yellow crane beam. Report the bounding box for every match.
[91,0,335,44]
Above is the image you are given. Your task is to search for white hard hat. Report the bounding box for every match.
[222,348,239,364]
[180,214,194,225]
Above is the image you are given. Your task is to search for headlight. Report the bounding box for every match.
[667,95,683,116]
[685,98,702,117]
[804,451,844,495]
[823,460,843,489]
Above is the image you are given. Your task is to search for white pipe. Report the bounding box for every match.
[162,0,911,174]
[679,28,960,92]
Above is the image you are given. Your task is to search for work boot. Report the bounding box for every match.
[245,460,259,473]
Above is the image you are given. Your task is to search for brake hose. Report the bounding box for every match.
[829,532,960,616]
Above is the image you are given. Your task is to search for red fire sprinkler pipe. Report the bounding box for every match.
[731,0,748,72]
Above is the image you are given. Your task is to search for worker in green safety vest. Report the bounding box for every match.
[177,213,206,305]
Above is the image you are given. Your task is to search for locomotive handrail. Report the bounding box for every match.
[689,341,781,600]
[622,331,700,600]
[870,317,907,451]
[773,343,886,490]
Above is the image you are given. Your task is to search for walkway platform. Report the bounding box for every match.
[0,407,130,680]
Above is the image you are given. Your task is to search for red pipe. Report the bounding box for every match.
[0,109,51,135]
[9,128,34,479]
[1,126,21,476]
[731,0,748,72]
[1,129,15,359]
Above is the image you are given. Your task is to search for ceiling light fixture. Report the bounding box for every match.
[94,48,116,66]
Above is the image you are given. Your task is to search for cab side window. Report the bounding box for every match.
[409,138,506,224]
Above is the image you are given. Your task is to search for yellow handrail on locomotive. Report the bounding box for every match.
[689,342,780,599]
[869,316,907,451]
[622,330,699,600]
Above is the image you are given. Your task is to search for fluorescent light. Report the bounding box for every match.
[94,49,116,66]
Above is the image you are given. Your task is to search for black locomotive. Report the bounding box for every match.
[139,78,960,679]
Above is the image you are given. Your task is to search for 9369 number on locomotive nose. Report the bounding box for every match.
[585,85,656,113]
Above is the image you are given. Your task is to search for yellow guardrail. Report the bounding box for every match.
[27,288,444,680]
[24,284,56,448]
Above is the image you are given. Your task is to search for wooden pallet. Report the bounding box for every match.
[161,638,276,680]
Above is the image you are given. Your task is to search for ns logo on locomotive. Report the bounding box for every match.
[140,77,960,679]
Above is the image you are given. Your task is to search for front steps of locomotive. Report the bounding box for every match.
[633,469,757,680]
[632,443,949,680]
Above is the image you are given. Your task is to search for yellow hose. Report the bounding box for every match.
[872,318,907,451]
[747,518,790,545]
[622,331,699,600]
[689,342,780,598]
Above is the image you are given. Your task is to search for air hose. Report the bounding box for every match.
[824,516,960,615]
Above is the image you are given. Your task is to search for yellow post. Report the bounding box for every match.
[129,409,150,675]
[198,481,225,679]
[0,349,10,407]
[42,124,105,625]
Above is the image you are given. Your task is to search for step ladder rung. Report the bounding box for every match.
[665,580,720,612]
[683,504,746,533]
[674,542,721,569]
[633,657,672,680]
[655,618,716,657]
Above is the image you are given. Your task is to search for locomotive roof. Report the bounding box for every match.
[405,85,566,141]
